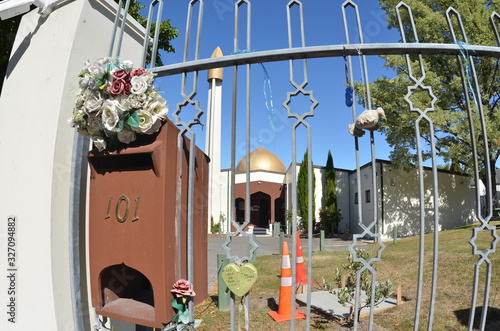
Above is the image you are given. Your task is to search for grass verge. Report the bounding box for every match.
[194,223,500,330]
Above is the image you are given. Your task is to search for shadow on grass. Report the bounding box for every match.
[454,306,500,330]
[267,297,278,311]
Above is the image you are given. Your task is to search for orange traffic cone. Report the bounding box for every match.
[295,232,309,293]
[268,242,306,322]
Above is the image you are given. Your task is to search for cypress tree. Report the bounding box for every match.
[297,150,316,232]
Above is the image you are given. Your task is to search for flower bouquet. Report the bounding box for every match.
[69,58,168,151]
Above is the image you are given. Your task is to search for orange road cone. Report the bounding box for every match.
[295,231,309,292]
[268,242,306,322]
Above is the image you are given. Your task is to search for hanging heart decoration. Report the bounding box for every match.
[221,262,258,297]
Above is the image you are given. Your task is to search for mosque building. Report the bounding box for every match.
[208,146,478,239]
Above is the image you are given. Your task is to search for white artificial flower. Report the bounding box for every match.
[92,136,106,152]
[121,60,133,71]
[67,117,76,127]
[126,93,147,109]
[144,116,162,135]
[84,90,104,114]
[117,128,137,144]
[131,110,155,134]
[79,75,91,90]
[68,107,87,127]
[96,57,112,66]
[88,64,105,80]
[142,72,155,84]
[87,114,103,135]
[74,93,86,108]
[101,99,121,132]
[130,76,149,95]
[146,94,168,118]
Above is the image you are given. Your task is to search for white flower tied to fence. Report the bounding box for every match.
[68,1,500,330]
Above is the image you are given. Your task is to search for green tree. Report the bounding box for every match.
[324,150,337,209]
[0,1,178,93]
[0,15,22,93]
[119,0,178,66]
[318,151,341,235]
[357,0,500,194]
[297,150,316,233]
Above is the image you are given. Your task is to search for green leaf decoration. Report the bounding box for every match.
[115,119,124,133]
[127,111,140,127]
[73,113,85,122]
[179,309,190,324]
[170,298,184,312]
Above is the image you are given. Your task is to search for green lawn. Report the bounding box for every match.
[194,223,500,330]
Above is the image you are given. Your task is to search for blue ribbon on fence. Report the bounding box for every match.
[233,49,277,135]
[454,41,479,109]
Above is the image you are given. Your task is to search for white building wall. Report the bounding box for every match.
[334,170,351,234]
[351,162,476,239]
[0,1,145,329]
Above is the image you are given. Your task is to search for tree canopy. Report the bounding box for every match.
[122,0,178,66]
[357,0,500,189]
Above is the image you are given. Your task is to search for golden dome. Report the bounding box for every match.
[236,147,286,174]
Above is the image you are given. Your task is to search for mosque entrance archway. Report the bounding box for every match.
[235,198,245,224]
[250,191,270,228]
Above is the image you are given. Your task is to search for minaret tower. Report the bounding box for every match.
[206,47,223,232]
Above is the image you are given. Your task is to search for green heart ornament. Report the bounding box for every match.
[221,262,258,297]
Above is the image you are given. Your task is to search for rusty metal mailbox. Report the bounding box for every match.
[87,120,208,328]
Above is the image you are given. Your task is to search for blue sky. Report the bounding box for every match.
[144,1,404,170]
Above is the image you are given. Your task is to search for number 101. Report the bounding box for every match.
[104,195,141,223]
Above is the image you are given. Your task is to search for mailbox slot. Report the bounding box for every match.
[90,153,154,173]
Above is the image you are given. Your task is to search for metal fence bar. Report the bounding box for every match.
[172,1,204,328]
[446,7,500,331]
[141,0,163,68]
[283,1,318,329]
[342,1,386,329]
[395,3,441,329]
[151,43,500,78]
[341,2,364,328]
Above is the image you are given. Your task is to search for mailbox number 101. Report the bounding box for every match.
[104,195,141,223]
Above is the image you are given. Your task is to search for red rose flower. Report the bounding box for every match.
[111,69,130,82]
[171,279,196,298]
[130,68,148,77]
[108,80,127,96]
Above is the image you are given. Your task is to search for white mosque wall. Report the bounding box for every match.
[235,171,286,185]
[211,170,232,233]
[0,1,145,329]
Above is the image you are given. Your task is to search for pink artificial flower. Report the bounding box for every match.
[130,68,148,77]
[111,69,130,82]
[108,80,129,96]
[171,279,196,298]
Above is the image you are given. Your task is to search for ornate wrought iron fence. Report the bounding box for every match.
[104,1,500,330]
